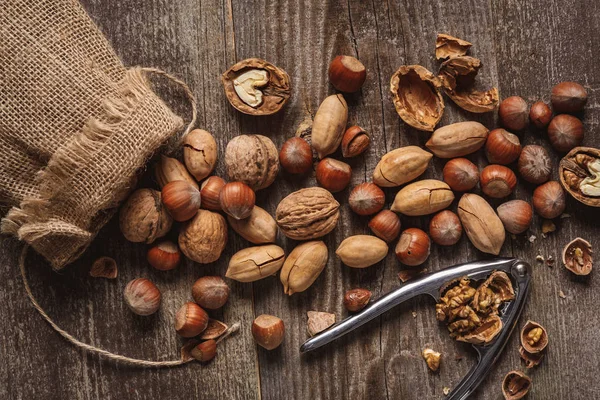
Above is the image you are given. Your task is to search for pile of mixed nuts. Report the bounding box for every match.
[97,33,594,396]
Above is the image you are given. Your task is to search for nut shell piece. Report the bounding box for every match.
[520,320,548,354]
[502,370,532,400]
[225,134,279,191]
[90,256,118,279]
[391,179,454,216]
[426,121,489,158]
[307,311,336,336]
[435,33,472,60]
[343,288,372,312]
[559,146,600,207]
[276,188,340,240]
[280,241,328,295]
[373,146,433,187]
[221,58,290,115]
[562,237,593,276]
[457,314,503,344]
[390,65,445,131]
[178,209,228,264]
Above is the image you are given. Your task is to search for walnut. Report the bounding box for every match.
[179,209,228,264]
[559,147,600,207]
[472,271,515,315]
[562,237,593,275]
[225,134,279,191]
[455,315,502,345]
[422,348,441,371]
[119,189,172,243]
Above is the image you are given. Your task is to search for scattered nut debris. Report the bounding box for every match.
[559,290,567,299]
[560,213,571,219]
[529,235,537,243]
[546,255,555,267]
[443,387,451,396]
[562,237,593,275]
[422,348,441,371]
[535,255,544,263]
[90,256,118,279]
[412,311,418,318]
[180,339,200,362]
[307,311,335,336]
[398,268,426,283]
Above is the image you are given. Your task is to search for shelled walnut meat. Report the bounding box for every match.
[221,58,290,115]
[225,134,279,191]
[559,146,600,207]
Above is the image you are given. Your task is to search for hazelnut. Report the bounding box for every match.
[252,314,285,350]
[443,158,479,192]
[119,189,172,243]
[485,128,522,165]
[533,181,566,219]
[200,176,226,211]
[192,276,230,310]
[499,96,529,131]
[90,256,118,279]
[328,55,367,93]
[429,210,462,246]
[395,228,431,267]
[551,81,587,113]
[518,145,552,184]
[348,183,385,216]
[341,126,370,158]
[529,101,552,128]
[502,370,532,400]
[343,288,372,312]
[147,241,181,271]
[219,182,256,220]
[547,114,584,152]
[154,155,198,189]
[161,180,201,222]
[123,278,161,316]
[562,237,593,276]
[496,200,533,234]
[183,129,217,181]
[520,320,548,354]
[368,210,401,242]
[191,339,217,362]
[480,165,518,198]
[175,302,209,337]
[221,58,291,115]
[279,137,313,174]
[315,158,352,193]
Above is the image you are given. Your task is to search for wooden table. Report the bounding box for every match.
[1,0,599,398]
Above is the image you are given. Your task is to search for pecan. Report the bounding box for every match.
[391,179,454,216]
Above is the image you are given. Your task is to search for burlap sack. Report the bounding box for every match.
[0,0,185,269]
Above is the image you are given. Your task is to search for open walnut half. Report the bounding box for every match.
[221,58,291,115]
[390,65,445,132]
[435,34,472,60]
[562,237,593,275]
[472,271,515,314]
[559,147,600,207]
[438,56,499,113]
[502,370,532,400]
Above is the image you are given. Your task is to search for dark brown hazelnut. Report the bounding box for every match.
[368,210,401,242]
[429,210,462,246]
[443,158,479,192]
[529,101,552,128]
[518,145,552,184]
[343,288,372,312]
[499,96,529,131]
[497,200,533,234]
[551,81,587,113]
[547,114,584,153]
[533,181,566,219]
[395,228,431,266]
[315,158,352,193]
[328,56,367,93]
[279,137,313,174]
[341,126,370,158]
[485,128,522,165]
[480,165,518,198]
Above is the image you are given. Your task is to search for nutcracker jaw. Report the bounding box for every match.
[300,258,532,400]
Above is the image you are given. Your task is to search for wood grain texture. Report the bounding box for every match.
[1,0,599,399]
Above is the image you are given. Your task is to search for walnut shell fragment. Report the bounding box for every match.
[221,58,291,115]
[307,311,336,336]
[276,188,340,240]
[519,346,544,368]
[438,56,499,113]
[456,314,502,344]
[390,65,445,132]
[90,256,118,279]
[435,33,472,60]
[559,147,600,207]
[520,320,548,354]
[502,370,532,400]
[472,271,515,315]
[562,237,593,276]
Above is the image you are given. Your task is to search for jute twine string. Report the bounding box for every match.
[140,67,198,142]
[19,245,240,367]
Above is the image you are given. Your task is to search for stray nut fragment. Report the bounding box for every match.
[391,179,454,216]
[336,235,388,268]
[373,146,433,187]
[390,65,444,131]
[341,126,370,158]
[438,56,499,113]
[502,370,532,400]
[276,187,340,240]
[328,55,367,93]
[541,219,556,234]
[398,268,425,283]
[200,319,228,340]
[179,209,228,264]
[520,320,548,354]
[221,58,291,115]
[124,278,161,316]
[562,237,593,275]
[280,241,328,295]
[227,205,278,244]
[312,94,348,159]
[458,193,505,255]
[435,33,472,60]
[225,244,285,282]
[225,134,279,191]
[183,129,217,181]
[252,314,285,350]
[90,256,118,279]
[343,288,372,312]
[307,311,336,336]
[518,145,552,184]
[422,348,441,371]
[559,146,600,207]
[369,210,401,242]
[119,189,172,244]
[426,121,489,158]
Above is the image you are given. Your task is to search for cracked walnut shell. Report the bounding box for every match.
[221,58,290,115]
[472,271,515,315]
[276,187,340,240]
[178,209,227,264]
[502,371,532,400]
[225,134,279,191]
[562,237,593,276]
[435,33,472,60]
[390,65,445,132]
[559,146,600,207]
[520,320,548,354]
